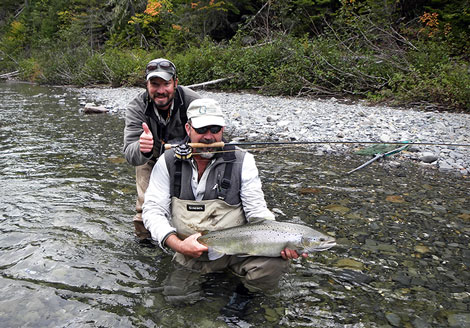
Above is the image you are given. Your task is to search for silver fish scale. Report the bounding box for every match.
[198,220,335,257]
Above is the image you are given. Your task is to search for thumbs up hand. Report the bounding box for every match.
[139,122,154,153]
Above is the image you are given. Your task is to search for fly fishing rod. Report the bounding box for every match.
[164,140,470,150]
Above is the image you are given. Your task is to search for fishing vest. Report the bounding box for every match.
[164,145,247,239]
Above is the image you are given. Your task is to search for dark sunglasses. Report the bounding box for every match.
[146,60,176,75]
[193,125,222,134]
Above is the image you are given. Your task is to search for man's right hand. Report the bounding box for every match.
[166,233,208,258]
[140,122,154,153]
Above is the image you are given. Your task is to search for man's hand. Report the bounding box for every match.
[281,248,308,260]
[140,122,154,153]
[166,233,208,258]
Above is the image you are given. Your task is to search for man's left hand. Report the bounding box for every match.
[281,248,308,260]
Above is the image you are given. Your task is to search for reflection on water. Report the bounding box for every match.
[1,81,469,327]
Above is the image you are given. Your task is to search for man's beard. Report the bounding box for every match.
[153,93,175,109]
[196,139,216,159]
[198,150,215,159]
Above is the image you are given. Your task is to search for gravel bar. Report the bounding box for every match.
[74,87,470,177]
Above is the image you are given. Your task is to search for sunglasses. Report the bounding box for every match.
[146,60,176,75]
[193,125,223,134]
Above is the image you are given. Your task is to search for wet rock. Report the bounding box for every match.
[448,313,470,328]
[324,204,350,215]
[298,187,321,195]
[412,316,431,328]
[264,307,281,322]
[414,245,431,254]
[457,213,470,222]
[385,312,401,327]
[336,268,373,284]
[386,195,406,203]
[410,276,426,286]
[431,204,447,213]
[377,243,397,252]
[345,212,362,220]
[392,272,411,286]
[335,258,364,270]
[365,239,378,246]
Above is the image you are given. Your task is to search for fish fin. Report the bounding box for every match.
[207,247,225,261]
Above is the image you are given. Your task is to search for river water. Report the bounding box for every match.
[1,81,469,328]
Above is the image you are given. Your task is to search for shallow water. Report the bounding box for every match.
[0,81,469,327]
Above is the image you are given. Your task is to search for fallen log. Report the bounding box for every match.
[186,76,234,89]
[0,71,19,79]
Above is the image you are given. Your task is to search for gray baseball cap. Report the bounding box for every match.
[146,58,176,81]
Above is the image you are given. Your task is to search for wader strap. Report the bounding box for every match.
[174,160,182,197]
[217,162,232,200]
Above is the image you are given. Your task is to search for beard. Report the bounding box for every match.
[153,92,175,109]
[198,150,215,159]
[195,138,216,159]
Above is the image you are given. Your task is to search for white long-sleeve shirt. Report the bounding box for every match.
[142,152,274,248]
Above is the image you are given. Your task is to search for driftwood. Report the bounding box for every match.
[187,76,234,89]
[0,71,19,79]
[83,103,109,114]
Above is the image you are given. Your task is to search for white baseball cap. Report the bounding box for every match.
[187,98,226,128]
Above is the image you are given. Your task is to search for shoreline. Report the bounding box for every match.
[72,86,470,177]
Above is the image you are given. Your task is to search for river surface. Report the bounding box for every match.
[1,81,469,328]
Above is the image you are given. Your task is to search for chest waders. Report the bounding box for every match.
[170,157,246,266]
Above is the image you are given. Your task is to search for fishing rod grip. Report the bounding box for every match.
[164,141,225,150]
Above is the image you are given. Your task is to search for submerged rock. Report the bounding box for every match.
[335,258,364,271]
[448,313,470,328]
[385,312,402,327]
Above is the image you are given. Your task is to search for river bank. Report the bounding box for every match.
[73,86,470,177]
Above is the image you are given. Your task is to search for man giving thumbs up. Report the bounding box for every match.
[123,58,200,241]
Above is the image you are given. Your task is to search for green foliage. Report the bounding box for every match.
[18,57,44,82]
[96,49,150,86]
[388,41,470,110]
[0,0,469,111]
[171,39,224,85]
[0,20,27,69]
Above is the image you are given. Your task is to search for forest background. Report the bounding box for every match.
[0,0,469,111]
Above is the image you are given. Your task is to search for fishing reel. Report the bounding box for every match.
[174,143,193,160]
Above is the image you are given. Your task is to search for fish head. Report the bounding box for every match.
[300,233,336,252]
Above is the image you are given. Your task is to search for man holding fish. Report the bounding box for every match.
[143,98,335,291]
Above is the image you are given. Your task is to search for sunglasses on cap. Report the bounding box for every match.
[146,60,176,75]
[192,125,223,134]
